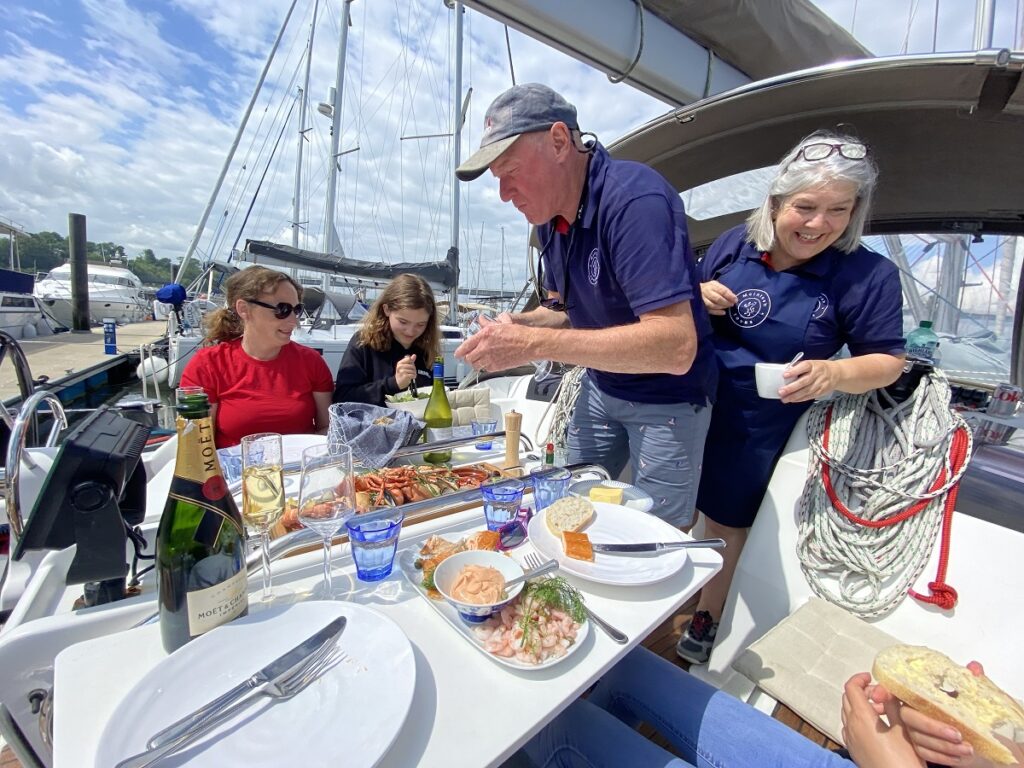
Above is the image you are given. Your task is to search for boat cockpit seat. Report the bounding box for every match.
[731,597,899,746]
[690,410,1024,718]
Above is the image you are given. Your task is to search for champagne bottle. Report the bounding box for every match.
[157,388,248,653]
[423,356,453,464]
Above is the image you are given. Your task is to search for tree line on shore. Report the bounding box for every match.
[0,231,204,288]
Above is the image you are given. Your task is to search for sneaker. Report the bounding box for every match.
[676,610,718,664]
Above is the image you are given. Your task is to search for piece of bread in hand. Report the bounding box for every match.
[544,496,595,536]
[561,531,594,562]
[872,645,1024,765]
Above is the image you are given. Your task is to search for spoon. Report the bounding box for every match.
[503,558,559,591]
[785,351,805,371]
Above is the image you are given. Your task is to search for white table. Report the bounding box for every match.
[53,505,722,768]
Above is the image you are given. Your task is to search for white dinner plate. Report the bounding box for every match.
[95,601,415,768]
[528,502,689,586]
[567,479,654,513]
[397,546,590,671]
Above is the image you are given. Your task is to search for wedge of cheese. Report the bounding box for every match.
[561,530,594,562]
[588,485,624,505]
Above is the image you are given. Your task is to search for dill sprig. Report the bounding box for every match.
[517,576,586,651]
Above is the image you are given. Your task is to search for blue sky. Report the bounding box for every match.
[0,0,1021,294]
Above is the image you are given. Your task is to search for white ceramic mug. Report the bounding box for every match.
[754,362,789,399]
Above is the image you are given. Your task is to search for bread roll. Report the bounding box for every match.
[872,645,1024,765]
[544,496,595,536]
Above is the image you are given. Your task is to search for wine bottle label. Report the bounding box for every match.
[186,568,247,636]
[426,426,452,442]
[176,417,223,486]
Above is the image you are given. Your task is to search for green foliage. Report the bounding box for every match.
[0,232,204,287]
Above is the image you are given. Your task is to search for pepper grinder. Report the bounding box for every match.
[503,410,523,476]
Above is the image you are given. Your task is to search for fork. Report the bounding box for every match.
[147,635,341,749]
[116,645,346,768]
[525,552,628,645]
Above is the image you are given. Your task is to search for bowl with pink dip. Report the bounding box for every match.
[433,550,525,623]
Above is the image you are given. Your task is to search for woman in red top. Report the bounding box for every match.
[180,267,334,447]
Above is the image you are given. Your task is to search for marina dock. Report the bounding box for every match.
[0,321,166,403]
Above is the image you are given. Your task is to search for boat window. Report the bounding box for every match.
[867,233,1020,391]
[681,167,776,220]
[1,296,36,307]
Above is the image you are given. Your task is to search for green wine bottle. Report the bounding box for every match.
[423,357,453,464]
[156,387,248,653]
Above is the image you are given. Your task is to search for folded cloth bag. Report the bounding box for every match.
[327,403,424,469]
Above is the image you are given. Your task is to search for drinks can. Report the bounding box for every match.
[987,383,1022,417]
[976,419,1013,445]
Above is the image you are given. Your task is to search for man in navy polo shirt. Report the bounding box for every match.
[454,83,716,528]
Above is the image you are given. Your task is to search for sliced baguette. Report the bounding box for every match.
[544,496,595,536]
[872,645,1024,765]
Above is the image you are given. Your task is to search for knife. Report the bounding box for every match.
[147,615,347,749]
[591,538,727,553]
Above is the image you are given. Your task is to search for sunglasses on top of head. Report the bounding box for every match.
[796,142,868,162]
[246,298,306,319]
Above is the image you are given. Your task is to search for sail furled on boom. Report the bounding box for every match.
[244,240,458,291]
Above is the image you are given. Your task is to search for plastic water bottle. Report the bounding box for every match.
[906,320,940,366]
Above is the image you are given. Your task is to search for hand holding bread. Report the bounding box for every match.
[872,645,1024,766]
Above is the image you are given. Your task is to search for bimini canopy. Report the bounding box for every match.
[243,241,458,292]
[460,0,869,106]
[609,51,1024,249]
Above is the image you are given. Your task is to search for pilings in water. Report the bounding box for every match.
[68,212,90,332]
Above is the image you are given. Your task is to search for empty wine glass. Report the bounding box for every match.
[298,443,355,598]
[466,312,552,382]
[240,433,285,603]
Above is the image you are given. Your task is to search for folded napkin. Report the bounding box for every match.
[327,402,424,469]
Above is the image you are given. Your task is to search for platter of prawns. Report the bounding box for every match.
[398,530,590,671]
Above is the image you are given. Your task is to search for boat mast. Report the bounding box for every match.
[324,0,354,258]
[175,0,302,283]
[449,1,466,324]
[293,0,321,250]
[972,0,995,48]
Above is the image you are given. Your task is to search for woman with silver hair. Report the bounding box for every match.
[677,131,907,665]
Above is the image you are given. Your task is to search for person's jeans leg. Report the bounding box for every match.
[566,375,629,478]
[619,400,711,528]
[522,697,690,768]
[589,648,855,768]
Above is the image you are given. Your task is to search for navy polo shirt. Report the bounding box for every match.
[697,225,906,362]
[537,144,717,405]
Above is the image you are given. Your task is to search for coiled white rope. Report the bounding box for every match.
[540,366,586,451]
[796,369,972,618]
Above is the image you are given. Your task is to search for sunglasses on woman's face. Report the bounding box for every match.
[246,298,306,319]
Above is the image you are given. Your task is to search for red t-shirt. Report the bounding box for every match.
[180,339,334,448]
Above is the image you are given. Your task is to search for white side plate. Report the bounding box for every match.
[96,601,415,768]
[528,502,689,586]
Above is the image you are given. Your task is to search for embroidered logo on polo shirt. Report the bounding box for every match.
[812,293,829,319]
[587,248,600,285]
[729,289,771,328]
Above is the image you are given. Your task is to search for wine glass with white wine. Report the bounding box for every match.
[240,432,285,603]
[298,443,356,598]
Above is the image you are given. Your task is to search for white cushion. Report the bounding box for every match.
[731,597,899,746]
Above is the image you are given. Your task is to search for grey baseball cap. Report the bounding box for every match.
[456,83,579,181]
